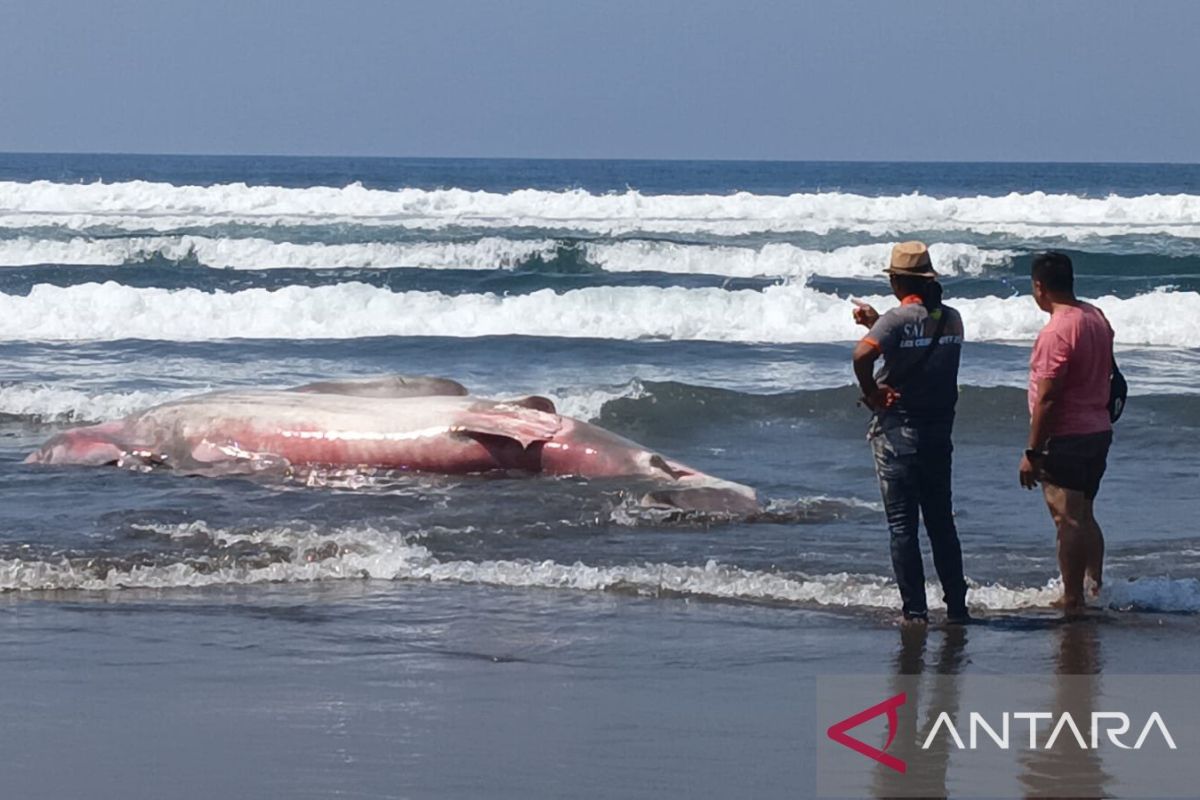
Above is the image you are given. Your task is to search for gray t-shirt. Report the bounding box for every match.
[866,301,964,423]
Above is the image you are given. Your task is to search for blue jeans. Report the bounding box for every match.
[868,415,968,618]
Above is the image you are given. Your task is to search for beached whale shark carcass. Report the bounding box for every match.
[26,375,760,513]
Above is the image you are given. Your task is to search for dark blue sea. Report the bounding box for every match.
[0,154,1198,798]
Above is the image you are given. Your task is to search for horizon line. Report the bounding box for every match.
[2,149,1198,168]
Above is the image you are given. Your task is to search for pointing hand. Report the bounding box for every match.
[852,299,879,328]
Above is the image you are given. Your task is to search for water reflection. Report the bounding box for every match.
[1019,619,1109,800]
[867,618,1112,799]
[872,624,967,799]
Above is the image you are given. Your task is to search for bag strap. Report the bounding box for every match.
[888,308,949,388]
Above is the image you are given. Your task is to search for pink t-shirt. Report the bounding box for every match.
[1028,303,1114,437]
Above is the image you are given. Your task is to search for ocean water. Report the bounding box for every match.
[1,154,1198,798]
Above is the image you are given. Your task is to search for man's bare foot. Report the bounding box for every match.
[1051,594,1087,612]
[1086,558,1103,597]
[900,614,929,629]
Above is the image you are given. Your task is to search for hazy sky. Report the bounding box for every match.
[2,0,1197,161]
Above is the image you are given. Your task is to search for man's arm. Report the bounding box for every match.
[1019,374,1067,489]
[852,340,897,411]
[853,340,880,397]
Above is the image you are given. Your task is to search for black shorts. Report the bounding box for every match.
[1040,430,1113,500]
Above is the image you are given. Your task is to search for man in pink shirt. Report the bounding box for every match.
[1019,252,1115,612]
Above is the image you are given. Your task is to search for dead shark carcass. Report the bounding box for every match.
[26,375,760,514]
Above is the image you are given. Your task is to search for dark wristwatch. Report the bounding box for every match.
[1024,448,1044,461]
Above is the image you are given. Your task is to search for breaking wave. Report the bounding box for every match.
[0,234,1012,279]
[2,521,1195,613]
[0,383,197,423]
[546,380,650,422]
[584,240,1013,278]
[0,280,1194,345]
[0,235,561,271]
[6,181,1200,240]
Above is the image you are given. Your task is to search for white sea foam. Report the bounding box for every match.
[586,241,1013,278]
[5,180,1200,240]
[547,379,648,421]
[0,280,1193,345]
[0,235,1017,280]
[0,235,559,270]
[1,521,1194,613]
[0,383,194,422]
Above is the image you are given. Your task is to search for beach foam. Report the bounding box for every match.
[2,521,1194,613]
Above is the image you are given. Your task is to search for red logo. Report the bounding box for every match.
[826,692,907,773]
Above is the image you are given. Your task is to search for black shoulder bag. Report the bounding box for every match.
[1109,357,1127,423]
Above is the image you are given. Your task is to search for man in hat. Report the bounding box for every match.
[851,241,970,625]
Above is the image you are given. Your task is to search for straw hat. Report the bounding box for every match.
[884,241,937,278]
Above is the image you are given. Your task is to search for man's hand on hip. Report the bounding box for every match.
[863,385,901,412]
